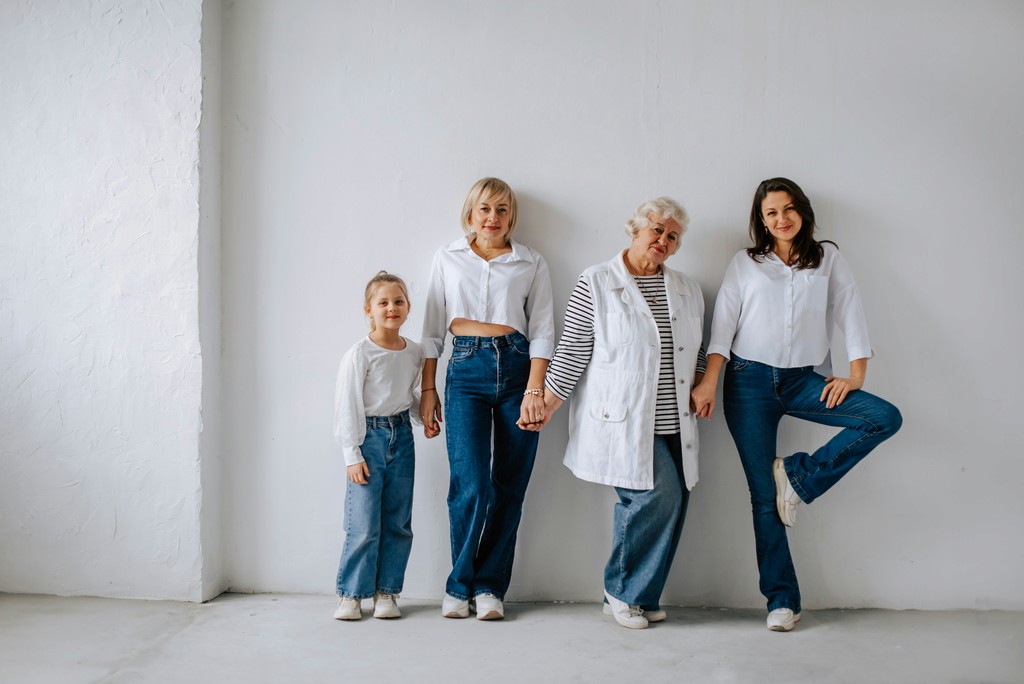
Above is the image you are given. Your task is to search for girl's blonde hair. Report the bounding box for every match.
[363,270,410,331]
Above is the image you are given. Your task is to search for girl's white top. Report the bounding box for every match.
[707,243,873,368]
[334,336,425,466]
[421,235,555,359]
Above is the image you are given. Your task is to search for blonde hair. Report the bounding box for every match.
[625,197,690,238]
[363,270,410,331]
[460,177,518,237]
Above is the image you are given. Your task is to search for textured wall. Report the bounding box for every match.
[0,0,205,600]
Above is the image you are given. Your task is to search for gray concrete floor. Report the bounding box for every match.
[1,593,1022,684]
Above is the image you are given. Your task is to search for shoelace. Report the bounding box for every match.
[627,605,644,617]
[377,593,397,602]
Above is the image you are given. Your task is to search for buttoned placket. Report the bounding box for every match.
[782,264,794,367]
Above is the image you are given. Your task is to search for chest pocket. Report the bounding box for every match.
[600,312,635,346]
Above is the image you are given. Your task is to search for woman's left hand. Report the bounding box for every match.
[519,392,546,428]
[820,375,863,408]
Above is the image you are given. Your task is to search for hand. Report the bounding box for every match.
[518,392,546,429]
[820,375,863,409]
[691,379,717,419]
[421,389,442,439]
[347,462,370,484]
[517,392,563,432]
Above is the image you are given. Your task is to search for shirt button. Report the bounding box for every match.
[679,379,686,384]
[677,346,684,351]
[603,412,609,418]
[683,412,689,417]
[685,443,692,449]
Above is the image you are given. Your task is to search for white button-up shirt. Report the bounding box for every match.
[334,336,424,465]
[421,236,555,359]
[708,244,873,368]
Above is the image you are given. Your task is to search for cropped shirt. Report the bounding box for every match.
[421,235,555,359]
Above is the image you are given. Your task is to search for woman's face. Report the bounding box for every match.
[632,213,682,265]
[760,191,803,245]
[468,192,512,243]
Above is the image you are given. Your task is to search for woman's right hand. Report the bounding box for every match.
[691,378,717,419]
[421,389,442,438]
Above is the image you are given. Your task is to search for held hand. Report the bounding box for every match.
[518,392,546,429]
[517,392,563,432]
[347,462,370,485]
[691,379,717,419]
[820,375,863,409]
[421,389,442,439]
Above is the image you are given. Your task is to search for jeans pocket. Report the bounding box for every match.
[728,357,752,371]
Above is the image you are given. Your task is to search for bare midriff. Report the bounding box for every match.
[449,318,517,338]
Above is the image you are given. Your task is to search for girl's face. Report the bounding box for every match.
[468,192,512,243]
[365,282,410,333]
[760,191,803,246]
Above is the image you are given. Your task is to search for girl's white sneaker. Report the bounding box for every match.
[767,607,801,632]
[373,593,401,619]
[333,597,361,621]
[441,593,470,618]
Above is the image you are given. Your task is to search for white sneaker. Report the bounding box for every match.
[767,607,801,632]
[604,604,666,622]
[773,458,801,527]
[603,590,648,629]
[473,593,504,621]
[333,597,361,621]
[441,593,470,618]
[373,593,401,619]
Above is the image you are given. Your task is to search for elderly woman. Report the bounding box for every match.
[526,197,706,629]
[421,177,555,621]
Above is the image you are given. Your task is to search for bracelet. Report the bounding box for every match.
[422,388,437,393]
[523,388,545,397]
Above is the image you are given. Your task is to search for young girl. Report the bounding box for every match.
[333,271,424,620]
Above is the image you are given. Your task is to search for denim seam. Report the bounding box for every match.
[786,409,880,502]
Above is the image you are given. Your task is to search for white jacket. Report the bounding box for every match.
[563,253,704,491]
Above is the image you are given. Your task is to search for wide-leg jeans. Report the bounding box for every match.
[443,332,538,601]
[335,410,415,599]
[606,433,690,609]
[723,354,902,613]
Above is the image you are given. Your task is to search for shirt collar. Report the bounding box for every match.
[445,235,535,263]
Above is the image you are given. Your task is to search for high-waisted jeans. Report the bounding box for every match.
[443,332,538,601]
[335,410,415,599]
[723,355,902,613]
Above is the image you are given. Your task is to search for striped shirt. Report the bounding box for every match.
[546,273,707,434]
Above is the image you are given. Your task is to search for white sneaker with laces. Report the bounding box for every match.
[474,593,504,620]
[333,597,361,621]
[773,458,801,527]
[604,604,666,622]
[603,590,648,629]
[373,593,401,619]
[441,593,470,618]
[767,607,801,632]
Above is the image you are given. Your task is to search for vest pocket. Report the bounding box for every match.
[600,312,635,345]
[589,403,627,422]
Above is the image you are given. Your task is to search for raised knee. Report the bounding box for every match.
[880,404,903,436]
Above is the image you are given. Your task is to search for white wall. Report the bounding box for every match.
[0,1,207,600]
[221,0,1024,610]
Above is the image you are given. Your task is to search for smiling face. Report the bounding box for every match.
[631,212,682,266]
[760,191,803,247]
[365,282,410,333]
[468,191,513,244]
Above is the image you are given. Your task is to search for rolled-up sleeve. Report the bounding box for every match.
[708,258,742,358]
[525,254,555,359]
[421,249,447,358]
[334,349,367,466]
[828,252,873,361]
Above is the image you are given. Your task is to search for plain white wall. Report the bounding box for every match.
[221,0,1024,610]
[0,0,207,600]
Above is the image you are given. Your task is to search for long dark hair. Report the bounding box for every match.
[746,177,833,270]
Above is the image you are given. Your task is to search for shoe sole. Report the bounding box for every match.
[768,613,801,632]
[374,611,401,619]
[476,610,504,620]
[442,609,469,618]
[773,458,797,527]
[333,613,361,621]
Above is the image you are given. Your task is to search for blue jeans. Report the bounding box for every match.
[335,411,415,599]
[606,433,690,609]
[443,332,538,601]
[723,355,902,612]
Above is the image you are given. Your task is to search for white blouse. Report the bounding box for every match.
[707,243,873,368]
[421,236,555,359]
[334,336,424,466]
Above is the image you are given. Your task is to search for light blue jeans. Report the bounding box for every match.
[335,410,415,599]
[723,354,902,613]
[605,433,690,609]
[443,332,538,601]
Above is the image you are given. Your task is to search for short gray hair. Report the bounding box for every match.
[625,197,690,238]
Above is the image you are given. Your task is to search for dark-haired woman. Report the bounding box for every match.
[690,177,901,632]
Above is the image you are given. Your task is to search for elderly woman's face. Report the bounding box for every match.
[632,213,682,264]
[469,192,512,243]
